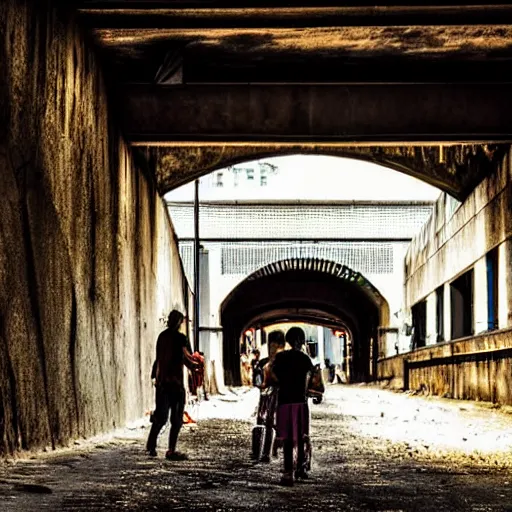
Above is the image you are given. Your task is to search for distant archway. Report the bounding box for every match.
[220,258,389,386]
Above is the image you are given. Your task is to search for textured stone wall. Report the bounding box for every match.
[0,1,187,455]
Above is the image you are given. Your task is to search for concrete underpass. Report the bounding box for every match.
[4,2,512,511]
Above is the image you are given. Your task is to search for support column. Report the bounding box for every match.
[208,246,223,327]
[443,282,451,342]
[316,325,325,365]
[255,328,262,350]
[498,240,512,329]
[324,330,334,363]
[426,292,437,345]
[193,179,200,352]
[473,256,488,335]
[199,248,210,359]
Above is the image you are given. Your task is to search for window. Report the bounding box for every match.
[215,172,224,187]
[232,168,240,187]
[246,169,254,181]
[260,174,267,186]
[411,300,427,349]
[450,269,474,339]
[486,248,499,330]
[435,286,444,342]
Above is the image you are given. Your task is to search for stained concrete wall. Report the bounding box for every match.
[378,328,512,405]
[378,148,512,404]
[0,1,188,455]
[405,150,512,336]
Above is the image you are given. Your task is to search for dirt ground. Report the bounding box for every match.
[3,385,512,511]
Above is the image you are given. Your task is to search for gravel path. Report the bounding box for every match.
[2,385,512,511]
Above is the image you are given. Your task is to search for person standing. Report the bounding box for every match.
[259,330,286,462]
[251,349,263,387]
[146,310,202,460]
[240,346,252,386]
[271,327,314,486]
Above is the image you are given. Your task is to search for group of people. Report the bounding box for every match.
[240,346,262,387]
[252,327,323,486]
[145,309,323,487]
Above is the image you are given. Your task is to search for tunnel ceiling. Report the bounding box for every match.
[76,2,512,200]
[246,307,352,334]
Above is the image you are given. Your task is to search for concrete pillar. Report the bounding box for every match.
[498,240,511,329]
[473,256,488,335]
[255,328,262,349]
[332,334,342,365]
[208,246,223,326]
[316,325,325,366]
[426,292,437,345]
[324,331,335,363]
[209,331,225,393]
[338,329,345,362]
[443,282,452,342]
[391,243,409,326]
[196,248,228,394]
[199,248,210,357]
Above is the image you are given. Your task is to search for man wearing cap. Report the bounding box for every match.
[146,309,202,460]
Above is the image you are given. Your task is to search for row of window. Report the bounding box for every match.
[214,168,268,187]
[411,247,499,349]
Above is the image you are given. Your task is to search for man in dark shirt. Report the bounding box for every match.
[146,310,201,460]
[251,349,263,387]
[271,327,314,486]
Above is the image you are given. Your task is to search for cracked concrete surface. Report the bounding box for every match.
[2,385,512,511]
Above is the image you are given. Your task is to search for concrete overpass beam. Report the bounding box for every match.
[78,5,512,30]
[118,83,512,144]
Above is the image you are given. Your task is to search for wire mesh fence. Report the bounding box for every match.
[179,240,411,285]
[168,202,433,240]
[170,201,432,285]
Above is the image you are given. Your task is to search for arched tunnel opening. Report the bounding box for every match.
[220,258,389,387]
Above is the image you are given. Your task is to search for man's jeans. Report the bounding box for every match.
[146,385,186,452]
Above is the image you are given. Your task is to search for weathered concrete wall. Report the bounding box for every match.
[378,328,512,405]
[0,1,187,455]
[379,148,512,404]
[377,356,405,390]
[405,149,512,335]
